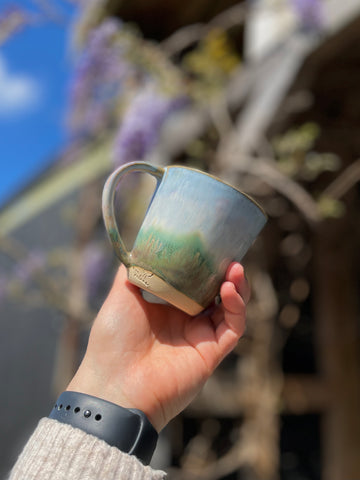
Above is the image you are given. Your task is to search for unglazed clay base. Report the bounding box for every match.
[127,265,204,316]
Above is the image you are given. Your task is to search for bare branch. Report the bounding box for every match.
[0,7,27,45]
[161,2,247,56]
[208,3,247,30]
[161,23,205,56]
[323,158,360,199]
[221,156,322,224]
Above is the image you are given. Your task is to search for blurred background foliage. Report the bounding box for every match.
[1,1,360,479]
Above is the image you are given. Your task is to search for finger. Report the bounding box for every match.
[220,281,246,325]
[207,263,249,330]
[225,262,250,305]
[212,281,247,360]
[112,264,128,286]
[112,264,141,297]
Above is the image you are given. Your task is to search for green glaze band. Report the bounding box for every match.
[131,226,218,307]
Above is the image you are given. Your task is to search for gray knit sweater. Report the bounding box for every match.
[9,418,166,479]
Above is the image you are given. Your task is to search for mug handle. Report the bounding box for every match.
[102,162,164,267]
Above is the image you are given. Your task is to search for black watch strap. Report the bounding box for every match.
[49,391,158,464]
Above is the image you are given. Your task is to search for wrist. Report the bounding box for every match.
[66,370,164,432]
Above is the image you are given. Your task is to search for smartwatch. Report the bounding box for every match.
[49,391,158,464]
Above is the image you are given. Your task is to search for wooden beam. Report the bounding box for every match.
[0,140,111,236]
[313,215,360,480]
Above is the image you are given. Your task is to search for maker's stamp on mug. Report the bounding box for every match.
[130,266,154,288]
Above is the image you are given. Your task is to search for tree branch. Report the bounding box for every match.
[221,156,322,224]
[161,2,247,56]
[323,158,360,199]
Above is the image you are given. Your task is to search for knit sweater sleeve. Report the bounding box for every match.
[9,418,166,480]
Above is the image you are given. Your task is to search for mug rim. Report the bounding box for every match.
[165,165,267,218]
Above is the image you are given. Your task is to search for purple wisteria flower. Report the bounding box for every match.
[13,251,46,284]
[113,87,188,165]
[290,0,324,31]
[70,18,130,137]
[83,243,111,300]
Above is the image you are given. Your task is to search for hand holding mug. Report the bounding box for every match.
[67,261,250,432]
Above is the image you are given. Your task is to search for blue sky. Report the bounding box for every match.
[0,1,77,207]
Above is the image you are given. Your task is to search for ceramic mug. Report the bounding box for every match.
[102,162,267,316]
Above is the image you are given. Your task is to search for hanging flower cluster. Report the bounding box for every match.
[0,249,47,305]
[290,0,324,31]
[69,17,189,157]
[83,241,112,301]
[113,87,188,165]
[69,18,130,137]
[12,250,46,283]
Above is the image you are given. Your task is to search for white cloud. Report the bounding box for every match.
[0,54,42,117]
